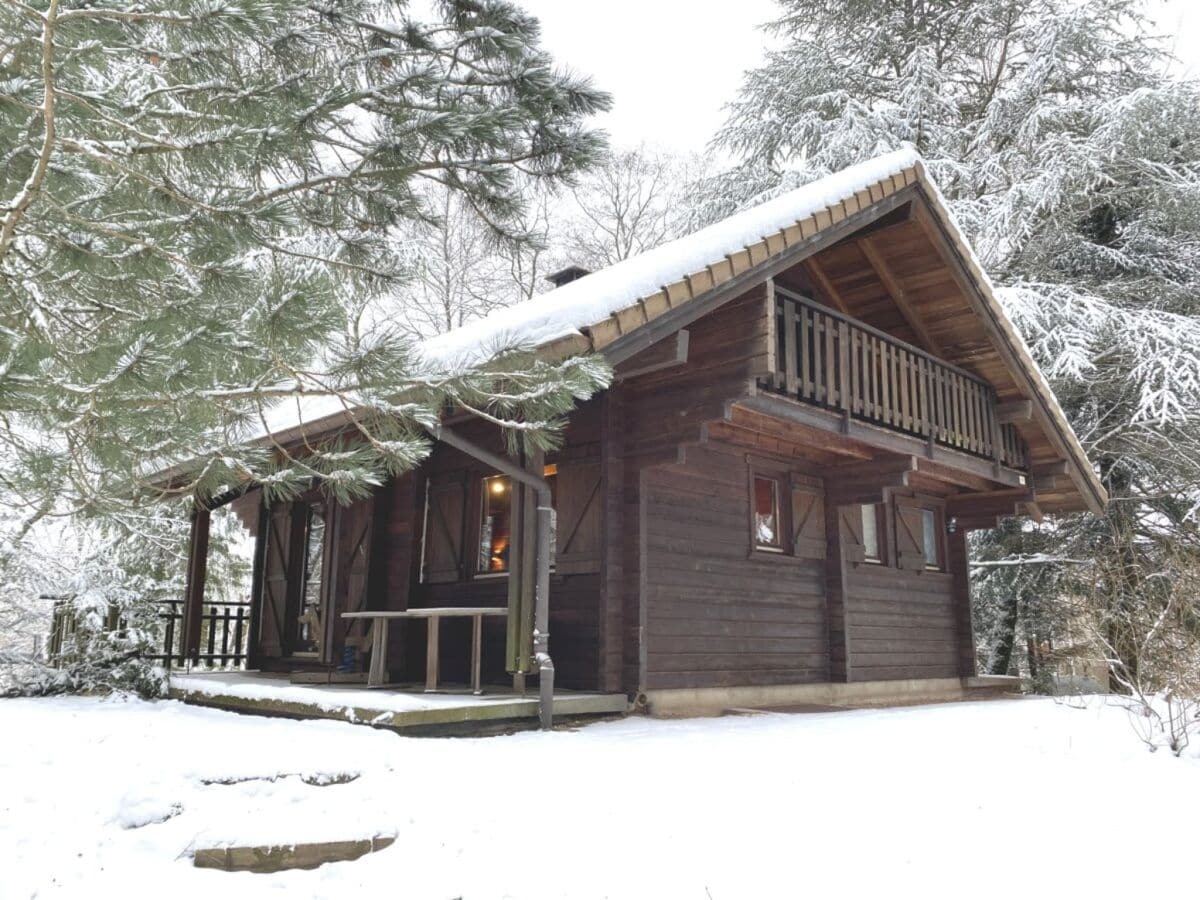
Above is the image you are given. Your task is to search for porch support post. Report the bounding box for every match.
[182,505,211,665]
[947,528,977,677]
[245,493,268,670]
[823,500,852,682]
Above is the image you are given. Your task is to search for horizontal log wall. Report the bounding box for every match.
[641,443,830,691]
[844,565,960,681]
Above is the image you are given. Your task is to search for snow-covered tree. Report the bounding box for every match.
[391,184,510,339]
[705,0,1200,686]
[0,503,250,696]
[560,145,699,270]
[0,0,612,524]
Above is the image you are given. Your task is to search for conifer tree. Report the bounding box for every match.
[0,0,612,523]
[704,0,1200,684]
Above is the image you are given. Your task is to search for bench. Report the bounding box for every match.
[341,608,508,693]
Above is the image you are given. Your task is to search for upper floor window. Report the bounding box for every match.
[861,504,884,564]
[753,475,782,551]
[921,507,943,570]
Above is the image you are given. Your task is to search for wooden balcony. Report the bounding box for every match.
[766,287,1028,471]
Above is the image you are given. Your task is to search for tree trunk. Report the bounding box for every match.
[986,589,1020,675]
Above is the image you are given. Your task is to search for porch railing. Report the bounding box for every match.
[47,598,250,670]
[769,287,1028,470]
[153,599,250,668]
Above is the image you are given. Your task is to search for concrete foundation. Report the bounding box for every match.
[644,675,1023,717]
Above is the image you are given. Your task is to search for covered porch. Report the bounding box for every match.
[176,416,576,729]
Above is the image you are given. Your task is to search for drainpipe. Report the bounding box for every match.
[427,424,556,729]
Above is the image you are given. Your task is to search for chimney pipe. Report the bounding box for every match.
[545,265,590,288]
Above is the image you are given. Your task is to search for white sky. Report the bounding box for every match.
[519,0,1200,154]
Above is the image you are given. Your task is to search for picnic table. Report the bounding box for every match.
[341,608,508,693]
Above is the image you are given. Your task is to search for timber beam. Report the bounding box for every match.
[946,488,1034,520]
[826,456,917,506]
[803,256,852,315]
[996,400,1033,424]
[1031,473,1067,491]
[953,515,1005,531]
[1030,460,1069,476]
[736,392,1027,490]
[857,236,945,357]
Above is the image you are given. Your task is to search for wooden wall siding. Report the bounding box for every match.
[372,473,416,617]
[842,563,961,681]
[326,495,375,664]
[598,389,625,692]
[395,574,601,690]
[640,443,830,691]
[258,502,293,660]
[621,283,772,460]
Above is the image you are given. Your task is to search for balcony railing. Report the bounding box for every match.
[768,287,1028,470]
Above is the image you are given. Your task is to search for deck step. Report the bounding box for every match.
[193,835,395,873]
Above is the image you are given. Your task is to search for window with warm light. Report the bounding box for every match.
[753,476,782,550]
[478,474,512,573]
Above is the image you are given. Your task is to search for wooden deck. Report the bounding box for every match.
[169,671,629,733]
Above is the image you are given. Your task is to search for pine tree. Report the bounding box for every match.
[0,0,612,523]
[704,0,1200,686]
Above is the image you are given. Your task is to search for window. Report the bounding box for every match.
[753,476,782,550]
[295,502,327,655]
[478,474,512,573]
[543,464,558,565]
[921,507,943,570]
[861,504,884,563]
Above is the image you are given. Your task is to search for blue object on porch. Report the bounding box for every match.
[339,646,357,673]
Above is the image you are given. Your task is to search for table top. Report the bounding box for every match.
[341,607,508,620]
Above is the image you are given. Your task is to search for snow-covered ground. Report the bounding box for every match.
[1,696,1195,900]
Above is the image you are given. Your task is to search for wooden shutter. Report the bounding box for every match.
[334,494,376,656]
[423,475,466,583]
[790,483,826,559]
[838,505,866,565]
[259,501,293,657]
[894,499,927,572]
[554,462,602,574]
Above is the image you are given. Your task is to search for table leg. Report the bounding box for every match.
[471,614,483,695]
[424,615,440,692]
[369,619,389,687]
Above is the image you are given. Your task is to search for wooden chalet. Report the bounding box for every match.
[172,150,1105,729]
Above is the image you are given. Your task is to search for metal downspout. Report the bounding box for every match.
[427,424,556,729]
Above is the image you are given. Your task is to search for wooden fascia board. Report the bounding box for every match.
[599,184,920,366]
[908,182,1106,515]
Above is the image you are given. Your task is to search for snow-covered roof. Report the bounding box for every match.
[189,147,1105,513]
[259,147,922,441]
[418,147,922,370]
